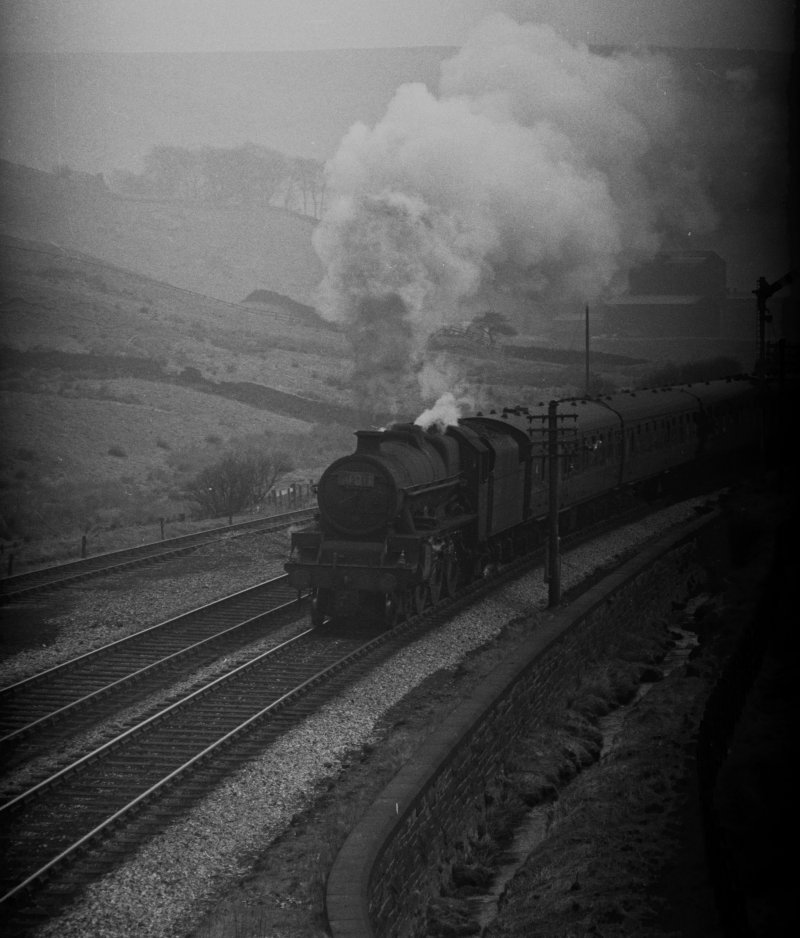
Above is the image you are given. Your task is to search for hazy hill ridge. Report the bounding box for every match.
[0,159,323,306]
[0,43,792,306]
[0,45,789,176]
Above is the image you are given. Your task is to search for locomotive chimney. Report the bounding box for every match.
[355,430,384,454]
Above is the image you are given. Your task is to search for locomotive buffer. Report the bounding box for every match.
[528,402,578,607]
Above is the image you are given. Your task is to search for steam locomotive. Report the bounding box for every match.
[285,376,780,627]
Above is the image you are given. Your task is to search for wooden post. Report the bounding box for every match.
[81,534,87,558]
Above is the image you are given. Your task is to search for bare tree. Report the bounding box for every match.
[185,449,293,521]
[469,311,518,346]
[285,156,327,218]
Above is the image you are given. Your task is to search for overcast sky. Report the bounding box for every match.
[1,0,796,53]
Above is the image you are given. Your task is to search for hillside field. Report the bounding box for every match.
[0,233,358,560]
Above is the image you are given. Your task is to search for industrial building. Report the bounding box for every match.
[601,251,725,337]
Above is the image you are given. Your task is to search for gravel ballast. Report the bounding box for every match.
[7,494,738,938]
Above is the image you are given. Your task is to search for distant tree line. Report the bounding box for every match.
[108,143,326,218]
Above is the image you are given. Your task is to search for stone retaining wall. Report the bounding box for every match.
[326,511,726,938]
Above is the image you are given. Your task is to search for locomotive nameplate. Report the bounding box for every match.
[339,470,375,488]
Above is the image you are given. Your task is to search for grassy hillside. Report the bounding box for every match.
[0,233,356,554]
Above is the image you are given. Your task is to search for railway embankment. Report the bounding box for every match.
[326,492,790,938]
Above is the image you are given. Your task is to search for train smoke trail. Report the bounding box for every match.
[312,14,722,415]
[413,359,479,430]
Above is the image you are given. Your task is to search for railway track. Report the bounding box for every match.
[0,491,714,932]
[0,603,436,932]
[0,507,316,603]
[0,574,306,770]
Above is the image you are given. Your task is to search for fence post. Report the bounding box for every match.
[81,534,87,558]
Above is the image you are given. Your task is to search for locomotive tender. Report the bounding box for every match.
[286,376,770,626]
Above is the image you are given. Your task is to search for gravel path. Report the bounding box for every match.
[15,495,722,938]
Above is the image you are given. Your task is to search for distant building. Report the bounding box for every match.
[628,250,726,297]
[602,294,721,337]
[601,251,726,337]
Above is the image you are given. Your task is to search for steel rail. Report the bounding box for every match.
[0,584,307,746]
[0,621,396,907]
[0,627,314,819]
[0,573,295,698]
[0,507,315,601]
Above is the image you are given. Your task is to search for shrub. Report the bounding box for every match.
[180,366,204,383]
[108,446,128,458]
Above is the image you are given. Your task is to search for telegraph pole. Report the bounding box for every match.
[529,403,578,607]
[584,303,590,398]
[754,276,772,374]
[547,400,561,605]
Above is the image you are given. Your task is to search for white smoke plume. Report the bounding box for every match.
[312,14,722,414]
[413,359,479,430]
[414,392,468,432]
